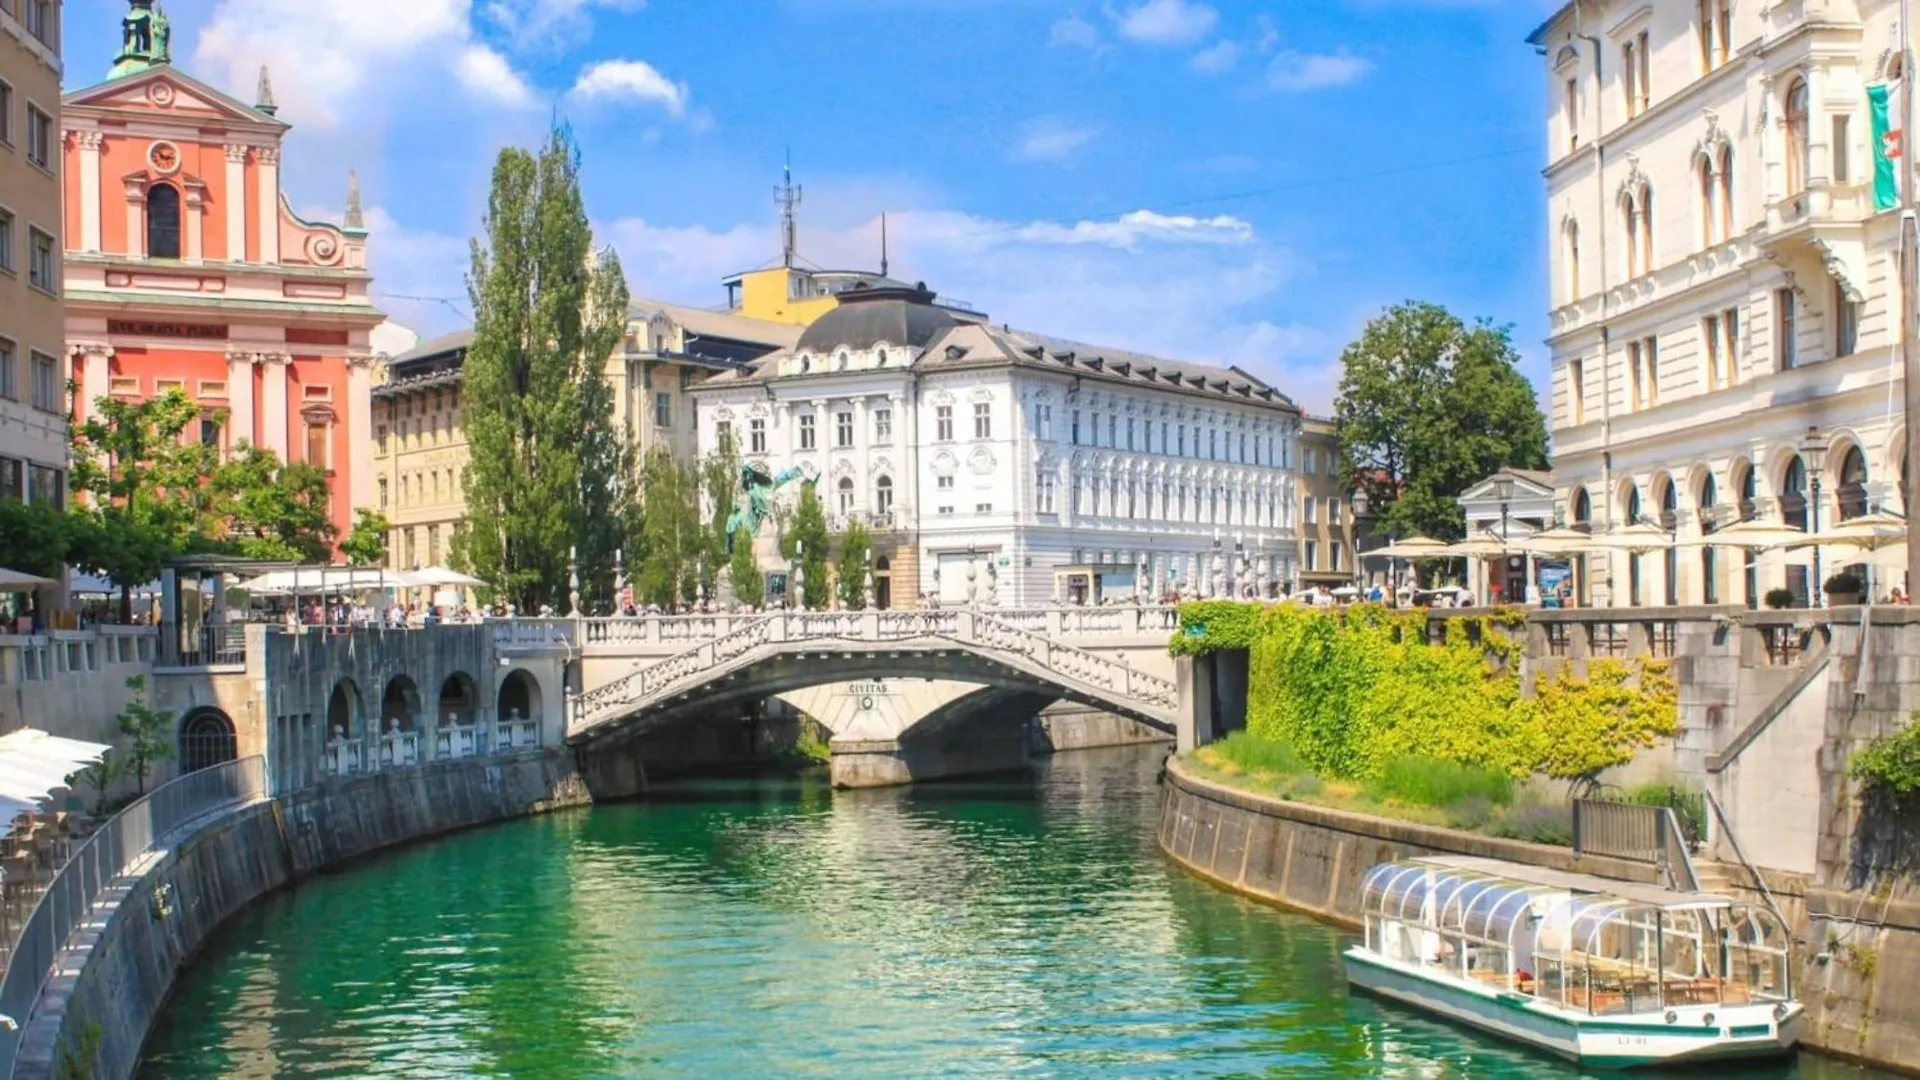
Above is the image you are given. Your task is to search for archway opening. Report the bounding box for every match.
[497,670,541,726]
[1838,445,1869,519]
[1698,474,1720,605]
[438,672,477,729]
[383,675,421,734]
[328,679,364,742]
[179,708,236,774]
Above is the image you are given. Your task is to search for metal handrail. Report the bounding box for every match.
[0,757,267,1073]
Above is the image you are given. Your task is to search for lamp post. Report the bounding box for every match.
[1351,487,1371,592]
[1210,532,1223,598]
[966,544,978,606]
[1493,475,1515,605]
[1234,534,1246,598]
[1801,426,1830,606]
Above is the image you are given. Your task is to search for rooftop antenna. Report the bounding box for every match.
[776,150,802,269]
[880,212,889,278]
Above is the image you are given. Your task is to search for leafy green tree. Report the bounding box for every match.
[781,481,831,609]
[461,124,629,613]
[1334,302,1548,544]
[114,675,175,796]
[634,448,702,608]
[341,508,391,567]
[836,520,872,610]
[0,499,74,578]
[728,526,764,609]
[68,389,220,619]
[209,445,335,561]
[697,426,742,601]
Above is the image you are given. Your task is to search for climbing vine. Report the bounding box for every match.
[1179,602,1680,783]
[1849,717,1920,801]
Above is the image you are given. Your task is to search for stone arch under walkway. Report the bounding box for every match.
[497,669,540,726]
[382,675,422,735]
[179,707,237,774]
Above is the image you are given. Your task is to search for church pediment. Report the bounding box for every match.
[64,67,288,132]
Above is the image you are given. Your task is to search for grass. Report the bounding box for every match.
[1188,733,1574,846]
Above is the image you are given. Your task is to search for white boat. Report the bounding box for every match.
[1344,856,1803,1070]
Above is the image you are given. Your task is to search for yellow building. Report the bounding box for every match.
[1295,416,1355,591]
[372,301,800,575]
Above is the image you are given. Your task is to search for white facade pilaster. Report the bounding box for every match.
[224,145,248,262]
[76,132,103,253]
[260,352,290,457]
[226,351,255,446]
[255,147,280,265]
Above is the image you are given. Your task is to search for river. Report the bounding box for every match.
[137,746,1894,1078]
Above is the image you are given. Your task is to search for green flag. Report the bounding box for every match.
[1870,81,1903,211]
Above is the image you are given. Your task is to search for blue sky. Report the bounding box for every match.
[64,0,1561,413]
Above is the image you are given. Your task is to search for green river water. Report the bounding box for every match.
[136,746,1897,1079]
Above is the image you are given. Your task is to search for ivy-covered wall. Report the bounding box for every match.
[1173,602,1677,782]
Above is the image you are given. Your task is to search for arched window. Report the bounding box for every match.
[1563,219,1582,301]
[836,475,855,517]
[1638,184,1655,271]
[874,475,894,517]
[1660,478,1679,604]
[1571,487,1592,532]
[1622,193,1641,277]
[179,708,237,774]
[1698,155,1717,248]
[1699,474,1720,604]
[1785,78,1811,195]
[1717,146,1735,239]
[1735,460,1757,521]
[146,183,182,260]
[1626,486,1645,605]
[1838,446,1869,519]
[1781,457,1809,530]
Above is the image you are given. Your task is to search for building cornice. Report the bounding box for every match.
[0,11,62,78]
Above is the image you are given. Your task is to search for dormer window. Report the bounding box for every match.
[147,184,181,259]
[835,350,849,371]
[875,348,888,366]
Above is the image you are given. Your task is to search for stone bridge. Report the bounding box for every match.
[495,607,1181,787]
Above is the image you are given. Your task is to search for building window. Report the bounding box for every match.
[378,478,389,509]
[1722,306,1740,386]
[1776,287,1798,369]
[750,417,766,453]
[1562,219,1581,301]
[1564,76,1580,152]
[1702,314,1722,391]
[974,402,991,440]
[798,413,816,450]
[1208,428,1217,460]
[936,405,953,441]
[1036,470,1054,513]
[876,475,894,516]
[26,465,61,510]
[306,422,329,468]
[937,474,954,491]
[1568,357,1586,425]
[27,228,53,293]
[1717,147,1735,240]
[1785,78,1811,195]
[200,418,221,447]
[1832,114,1851,185]
[1834,281,1860,358]
[0,340,12,402]
[975,502,992,514]
[0,209,13,274]
[874,408,892,443]
[1304,497,1317,524]
[1107,414,1116,446]
[1177,425,1187,456]
[654,392,672,429]
[1305,540,1319,571]
[1697,156,1717,248]
[836,410,853,448]
[837,476,855,517]
[1331,541,1344,572]
[29,351,57,413]
[0,80,10,145]
[1071,409,1081,445]
[1621,31,1649,118]
[25,105,50,170]
[147,185,182,259]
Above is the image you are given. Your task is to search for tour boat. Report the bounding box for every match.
[1344,856,1803,1069]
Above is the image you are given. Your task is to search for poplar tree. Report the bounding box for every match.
[462,125,629,613]
[728,526,763,608]
[634,448,701,608]
[781,481,831,609]
[836,520,872,610]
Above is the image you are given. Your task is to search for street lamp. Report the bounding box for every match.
[1493,475,1516,606]
[1801,426,1830,605]
[1351,487,1371,591]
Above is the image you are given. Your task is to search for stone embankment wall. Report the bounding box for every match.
[17,751,589,1080]
[1158,759,1920,1077]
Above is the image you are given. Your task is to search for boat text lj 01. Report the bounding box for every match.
[1343,857,1802,1069]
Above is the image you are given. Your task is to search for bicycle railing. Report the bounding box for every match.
[0,756,267,1073]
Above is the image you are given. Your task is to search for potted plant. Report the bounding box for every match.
[1824,572,1865,607]
[1764,587,1798,610]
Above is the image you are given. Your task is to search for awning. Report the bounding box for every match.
[0,568,56,591]
[243,566,422,594]
[0,729,110,808]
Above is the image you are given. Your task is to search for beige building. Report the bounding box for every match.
[1532,0,1915,607]
[373,301,799,574]
[0,0,67,507]
[1295,416,1355,591]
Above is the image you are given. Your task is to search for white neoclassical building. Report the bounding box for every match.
[691,283,1302,607]
[1532,0,1914,607]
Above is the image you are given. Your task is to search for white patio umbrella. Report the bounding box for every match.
[0,729,110,818]
[0,568,56,591]
[1372,536,1451,559]
[1513,526,1599,555]
[409,566,485,589]
[1786,510,1909,552]
[1582,521,1675,553]
[1681,518,1807,552]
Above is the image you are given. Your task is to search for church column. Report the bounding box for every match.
[346,353,375,513]
[224,145,248,262]
[259,352,290,457]
[226,351,256,447]
[71,344,112,429]
[255,147,281,264]
[76,132,103,253]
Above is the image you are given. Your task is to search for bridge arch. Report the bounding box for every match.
[382,675,422,735]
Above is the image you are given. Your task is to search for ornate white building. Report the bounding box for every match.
[692,284,1301,607]
[1532,0,1914,606]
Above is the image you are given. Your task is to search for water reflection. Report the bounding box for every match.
[140,746,1892,1079]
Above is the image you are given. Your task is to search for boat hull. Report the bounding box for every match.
[1345,949,1802,1070]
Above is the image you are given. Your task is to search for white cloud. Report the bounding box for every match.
[1014,116,1099,162]
[1189,39,1241,74]
[457,45,538,107]
[483,0,647,47]
[1111,0,1218,47]
[1049,12,1102,50]
[601,199,1330,406]
[1265,49,1373,92]
[193,0,537,127]
[570,59,689,115]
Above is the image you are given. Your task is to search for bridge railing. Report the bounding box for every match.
[558,606,1180,650]
[570,609,1179,732]
[0,757,268,1071]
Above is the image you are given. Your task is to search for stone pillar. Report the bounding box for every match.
[256,146,281,265]
[122,175,145,257]
[72,344,112,429]
[346,353,375,511]
[76,131,103,253]
[260,352,290,457]
[224,145,248,261]
[226,351,256,446]
[1175,653,1216,754]
[852,396,869,512]
[184,182,206,262]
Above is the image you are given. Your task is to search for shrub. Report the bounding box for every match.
[1209,730,1310,777]
[1170,600,1264,656]
[1825,572,1864,597]
[1493,800,1576,847]
[1624,780,1706,846]
[1849,717,1920,801]
[1525,659,1679,783]
[1765,587,1798,610]
[1369,756,1515,809]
